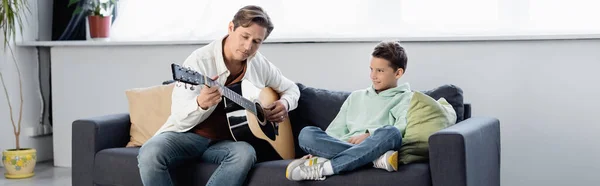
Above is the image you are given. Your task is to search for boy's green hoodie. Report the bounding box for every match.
[325,82,413,141]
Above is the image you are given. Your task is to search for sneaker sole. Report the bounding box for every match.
[388,151,398,171]
[285,159,306,180]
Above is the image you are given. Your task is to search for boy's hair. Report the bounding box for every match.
[232,5,274,40]
[371,41,408,72]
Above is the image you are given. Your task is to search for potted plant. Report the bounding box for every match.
[1,0,37,179]
[69,0,117,41]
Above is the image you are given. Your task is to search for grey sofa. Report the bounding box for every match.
[72,83,500,186]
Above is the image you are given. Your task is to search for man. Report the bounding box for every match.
[286,41,409,181]
[137,5,300,186]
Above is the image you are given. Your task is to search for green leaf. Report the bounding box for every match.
[68,0,80,7]
[15,165,21,171]
[1,156,5,161]
[1,0,30,49]
[11,159,16,165]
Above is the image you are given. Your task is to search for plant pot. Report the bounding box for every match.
[2,148,36,179]
[88,15,112,41]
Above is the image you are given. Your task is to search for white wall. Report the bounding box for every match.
[0,0,53,167]
[48,38,600,186]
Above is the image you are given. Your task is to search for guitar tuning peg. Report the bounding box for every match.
[190,85,195,91]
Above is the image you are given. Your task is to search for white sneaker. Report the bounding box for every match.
[372,150,399,172]
[285,157,329,181]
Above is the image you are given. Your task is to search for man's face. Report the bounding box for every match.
[227,22,267,62]
[370,57,403,92]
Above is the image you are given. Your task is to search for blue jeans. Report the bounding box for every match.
[137,131,256,186]
[298,126,402,174]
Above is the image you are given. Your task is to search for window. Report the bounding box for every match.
[109,0,600,42]
[527,0,600,33]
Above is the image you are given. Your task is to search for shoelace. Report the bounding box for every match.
[299,163,326,180]
[373,155,388,169]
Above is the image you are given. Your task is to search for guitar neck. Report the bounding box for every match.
[206,80,257,115]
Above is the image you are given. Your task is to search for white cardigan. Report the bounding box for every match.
[154,36,300,135]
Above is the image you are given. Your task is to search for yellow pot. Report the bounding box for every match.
[2,148,36,179]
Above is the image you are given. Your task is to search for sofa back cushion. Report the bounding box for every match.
[420,84,465,122]
[124,84,174,147]
[291,83,464,128]
[291,83,351,130]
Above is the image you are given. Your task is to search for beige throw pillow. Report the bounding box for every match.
[125,84,174,147]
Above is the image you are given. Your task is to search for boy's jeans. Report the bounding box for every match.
[137,131,256,186]
[298,126,402,174]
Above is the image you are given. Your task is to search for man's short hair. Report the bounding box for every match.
[371,41,408,72]
[232,5,274,40]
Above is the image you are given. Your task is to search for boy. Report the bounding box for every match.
[286,40,411,181]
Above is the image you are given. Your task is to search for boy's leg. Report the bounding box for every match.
[329,125,402,174]
[298,126,353,159]
[201,140,257,186]
[285,126,353,181]
[138,131,211,186]
[286,126,401,181]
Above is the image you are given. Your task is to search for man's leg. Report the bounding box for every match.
[201,140,257,186]
[329,125,402,174]
[298,126,353,159]
[137,131,211,186]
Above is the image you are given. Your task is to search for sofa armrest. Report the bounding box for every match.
[429,117,500,186]
[72,113,131,186]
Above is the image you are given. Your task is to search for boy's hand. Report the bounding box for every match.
[348,133,370,144]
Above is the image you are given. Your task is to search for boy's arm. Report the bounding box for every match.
[390,115,408,135]
[169,52,214,131]
[366,107,408,135]
[325,97,351,140]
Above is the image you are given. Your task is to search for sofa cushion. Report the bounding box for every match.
[245,160,431,186]
[94,147,143,186]
[400,92,457,164]
[91,140,432,186]
[124,84,174,147]
[177,159,432,186]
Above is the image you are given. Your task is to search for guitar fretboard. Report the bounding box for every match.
[206,79,257,115]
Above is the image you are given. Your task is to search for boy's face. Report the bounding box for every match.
[227,22,267,62]
[370,57,404,92]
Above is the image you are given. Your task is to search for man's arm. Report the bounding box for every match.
[169,52,214,131]
[262,57,300,111]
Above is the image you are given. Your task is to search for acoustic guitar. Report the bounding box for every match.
[171,63,295,161]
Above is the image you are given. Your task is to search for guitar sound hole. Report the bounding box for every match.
[255,102,265,123]
[254,102,276,141]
